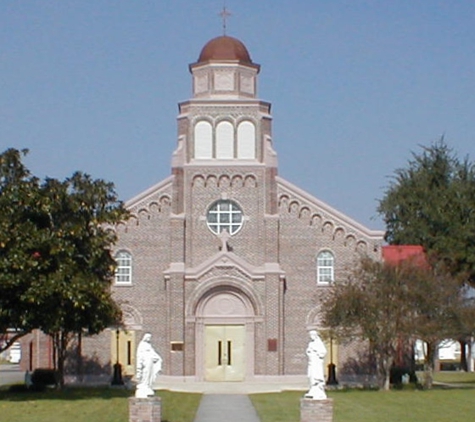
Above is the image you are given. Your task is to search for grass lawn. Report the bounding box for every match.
[0,387,201,422]
[251,385,475,422]
[1,372,474,422]
[433,371,475,385]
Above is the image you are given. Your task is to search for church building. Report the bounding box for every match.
[104,34,384,382]
[21,35,384,383]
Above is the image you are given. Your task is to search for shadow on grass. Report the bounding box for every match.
[0,387,201,422]
[0,386,133,402]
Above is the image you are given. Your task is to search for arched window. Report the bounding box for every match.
[216,121,234,159]
[194,121,213,159]
[115,251,132,285]
[317,251,334,284]
[237,121,256,159]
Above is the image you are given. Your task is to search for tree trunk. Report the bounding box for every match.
[423,341,436,389]
[52,331,69,389]
[378,354,394,391]
[77,332,83,382]
[468,340,474,372]
[459,339,468,372]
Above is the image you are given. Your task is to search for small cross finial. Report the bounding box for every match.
[219,5,231,35]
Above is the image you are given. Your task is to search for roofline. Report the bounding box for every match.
[125,175,174,209]
[276,176,385,240]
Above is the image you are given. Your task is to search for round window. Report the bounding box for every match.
[206,200,243,235]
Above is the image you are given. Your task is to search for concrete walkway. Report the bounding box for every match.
[193,394,261,422]
[154,375,308,394]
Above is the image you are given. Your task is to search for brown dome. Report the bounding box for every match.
[198,36,252,64]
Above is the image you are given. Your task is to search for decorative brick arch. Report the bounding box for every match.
[186,276,263,381]
[306,306,324,330]
[186,276,263,319]
[121,304,143,330]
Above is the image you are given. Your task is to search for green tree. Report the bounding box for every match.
[378,139,475,370]
[322,257,472,390]
[406,265,471,389]
[0,148,129,386]
[378,139,475,283]
[322,258,414,390]
[32,173,127,386]
[0,149,43,350]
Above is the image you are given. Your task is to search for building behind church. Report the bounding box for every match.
[21,35,384,383]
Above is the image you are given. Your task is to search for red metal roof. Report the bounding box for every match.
[382,245,427,266]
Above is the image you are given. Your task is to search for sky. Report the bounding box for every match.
[1,1,474,230]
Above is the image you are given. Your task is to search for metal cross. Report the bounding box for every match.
[219,6,231,35]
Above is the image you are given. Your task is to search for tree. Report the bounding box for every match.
[406,264,473,389]
[0,148,43,350]
[378,139,475,370]
[378,139,475,284]
[31,173,127,386]
[0,148,129,386]
[322,258,414,390]
[322,257,473,390]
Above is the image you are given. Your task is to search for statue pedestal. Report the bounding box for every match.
[129,397,161,422]
[300,398,333,422]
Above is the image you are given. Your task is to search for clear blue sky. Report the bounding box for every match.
[2,1,474,229]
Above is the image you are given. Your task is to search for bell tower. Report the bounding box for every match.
[169,35,279,259]
[171,35,277,190]
[166,35,284,378]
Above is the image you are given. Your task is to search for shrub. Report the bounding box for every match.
[31,369,59,389]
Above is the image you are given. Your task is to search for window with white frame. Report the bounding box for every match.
[317,251,334,284]
[206,200,243,235]
[115,251,132,284]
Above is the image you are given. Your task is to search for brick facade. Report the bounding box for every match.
[129,397,161,422]
[300,398,334,422]
[21,35,384,384]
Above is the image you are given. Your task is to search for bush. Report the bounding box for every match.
[390,366,418,387]
[31,369,59,388]
[8,384,29,393]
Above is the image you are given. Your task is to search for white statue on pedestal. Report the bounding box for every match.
[305,330,327,400]
[135,333,162,398]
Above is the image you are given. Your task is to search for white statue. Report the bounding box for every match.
[135,333,162,398]
[305,330,327,400]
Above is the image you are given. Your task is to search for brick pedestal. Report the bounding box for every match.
[300,398,333,422]
[129,396,161,422]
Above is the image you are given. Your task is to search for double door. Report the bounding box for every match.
[204,325,245,381]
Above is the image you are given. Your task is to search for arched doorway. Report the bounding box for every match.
[193,285,258,381]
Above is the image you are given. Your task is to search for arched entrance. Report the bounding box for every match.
[193,284,259,381]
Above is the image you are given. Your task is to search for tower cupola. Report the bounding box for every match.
[189,35,260,99]
[198,35,252,64]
